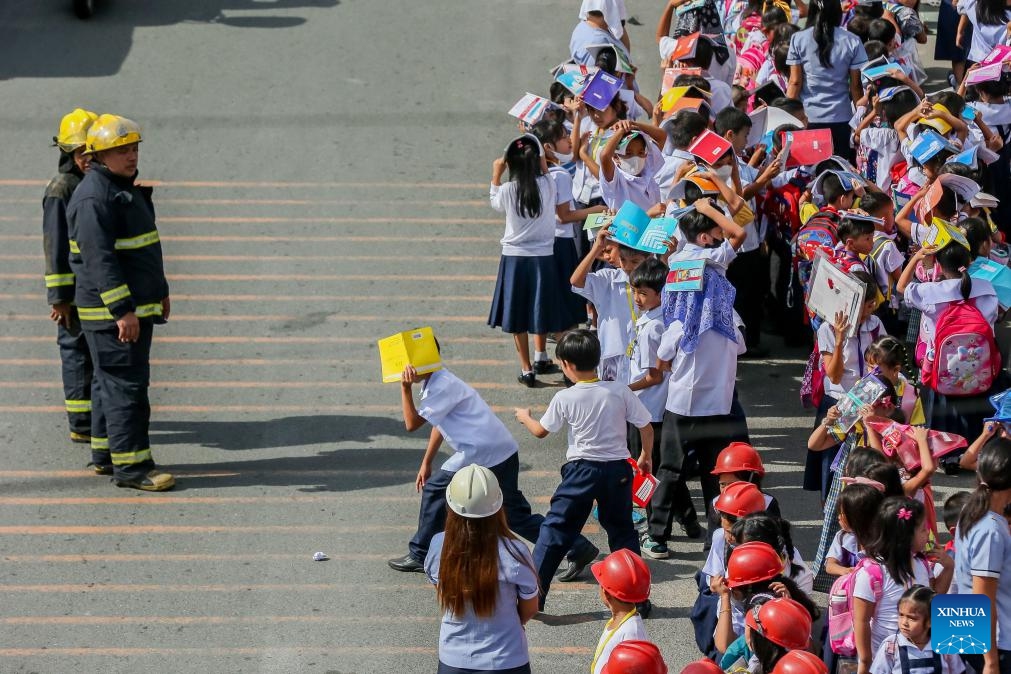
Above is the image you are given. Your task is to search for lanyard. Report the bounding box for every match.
[576,377,600,384]
[625,284,639,357]
[590,609,638,673]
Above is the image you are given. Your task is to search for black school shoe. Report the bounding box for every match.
[518,372,536,388]
[387,554,425,573]
[532,360,560,375]
[556,543,600,582]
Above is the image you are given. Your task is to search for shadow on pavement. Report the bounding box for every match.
[0,0,339,79]
[151,414,405,450]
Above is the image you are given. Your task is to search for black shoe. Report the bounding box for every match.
[682,519,703,539]
[533,360,560,375]
[943,462,961,476]
[636,599,653,619]
[114,470,175,492]
[557,543,600,582]
[387,554,425,573]
[517,372,536,388]
[88,462,112,476]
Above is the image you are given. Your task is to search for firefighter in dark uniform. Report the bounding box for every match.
[44,108,97,445]
[67,114,175,491]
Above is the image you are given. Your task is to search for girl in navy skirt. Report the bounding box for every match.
[488,134,570,387]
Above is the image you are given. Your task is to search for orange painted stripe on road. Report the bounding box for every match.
[0,646,592,657]
[1,272,496,282]
[0,403,530,414]
[0,233,491,243]
[0,468,558,480]
[0,494,553,506]
[0,293,492,303]
[0,179,485,189]
[0,357,511,367]
[5,314,488,324]
[0,335,503,344]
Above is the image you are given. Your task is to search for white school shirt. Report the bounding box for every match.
[573,267,634,359]
[549,166,577,239]
[958,0,1011,64]
[827,530,862,567]
[707,77,734,116]
[573,121,613,205]
[973,100,1011,128]
[902,278,999,350]
[417,369,518,472]
[592,613,649,674]
[657,310,746,416]
[859,126,903,191]
[490,176,557,257]
[539,380,652,462]
[870,633,965,674]
[816,315,885,400]
[736,158,763,254]
[600,142,664,211]
[627,306,669,422]
[655,149,695,201]
[853,559,932,653]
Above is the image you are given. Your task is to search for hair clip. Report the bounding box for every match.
[840,476,886,492]
[897,507,912,521]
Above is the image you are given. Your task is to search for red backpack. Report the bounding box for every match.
[762,180,804,239]
[921,300,1001,397]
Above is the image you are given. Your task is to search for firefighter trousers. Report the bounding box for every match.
[83,321,156,481]
[56,315,93,435]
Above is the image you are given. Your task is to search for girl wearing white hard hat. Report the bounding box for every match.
[424,464,539,674]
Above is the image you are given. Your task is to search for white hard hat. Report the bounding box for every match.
[446,464,503,518]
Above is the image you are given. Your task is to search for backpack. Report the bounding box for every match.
[788,210,840,312]
[921,299,1001,396]
[762,180,805,240]
[827,558,883,657]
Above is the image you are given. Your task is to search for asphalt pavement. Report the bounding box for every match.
[0,1,972,672]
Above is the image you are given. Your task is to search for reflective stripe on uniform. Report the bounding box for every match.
[64,399,92,413]
[115,231,160,250]
[91,437,110,450]
[100,285,132,305]
[78,302,163,321]
[69,240,80,254]
[111,448,152,466]
[45,273,75,288]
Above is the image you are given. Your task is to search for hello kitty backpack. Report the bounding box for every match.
[921,299,1001,397]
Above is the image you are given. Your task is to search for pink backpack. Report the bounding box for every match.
[921,299,1000,397]
[827,558,883,657]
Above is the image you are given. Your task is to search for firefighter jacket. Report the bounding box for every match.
[67,164,169,329]
[42,152,84,305]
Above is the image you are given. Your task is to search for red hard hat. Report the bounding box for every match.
[592,549,652,603]
[770,650,829,674]
[714,481,767,519]
[745,597,813,650]
[711,442,766,477]
[680,659,724,674]
[601,640,668,674]
[725,541,784,588]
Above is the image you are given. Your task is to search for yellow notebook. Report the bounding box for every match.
[377,327,442,383]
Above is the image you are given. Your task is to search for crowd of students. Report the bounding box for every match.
[389,0,1011,672]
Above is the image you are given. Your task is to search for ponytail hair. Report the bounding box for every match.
[958,437,1011,537]
[807,0,842,68]
[935,243,973,300]
[504,137,543,219]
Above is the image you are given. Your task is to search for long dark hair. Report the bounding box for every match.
[751,629,789,674]
[958,437,1011,537]
[977,0,1011,26]
[438,508,521,618]
[504,136,543,219]
[735,575,821,620]
[935,242,973,300]
[732,514,801,580]
[865,496,925,586]
[807,0,842,68]
[838,482,886,547]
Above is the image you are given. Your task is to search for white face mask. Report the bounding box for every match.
[553,150,574,164]
[617,155,645,176]
[713,164,734,182]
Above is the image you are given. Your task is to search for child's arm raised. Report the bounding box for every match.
[902,426,935,497]
[416,427,444,492]
[895,184,930,241]
[808,404,843,451]
[571,225,613,288]
[598,121,632,183]
[699,169,745,215]
[400,366,428,432]
[960,421,999,470]
[557,201,607,224]
[628,119,668,149]
[895,105,926,144]
[822,311,851,385]
[695,196,746,249]
[514,407,550,438]
[974,116,1005,153]
[896,245,934,295]
[656,0,679,45]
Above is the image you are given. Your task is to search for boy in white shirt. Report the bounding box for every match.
[572,226,649,381]
[515,330,653,609]
[626,258,669,463]
[389,360,598,578]
[642,199,749,558]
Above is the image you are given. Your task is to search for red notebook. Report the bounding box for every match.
[666,32,701,62]
[688,129,733,166]
[781,128,833,168]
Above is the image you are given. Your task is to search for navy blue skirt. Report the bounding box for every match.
[488,254,569,335]
[935,0,969,62]
[552,237,586,329]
